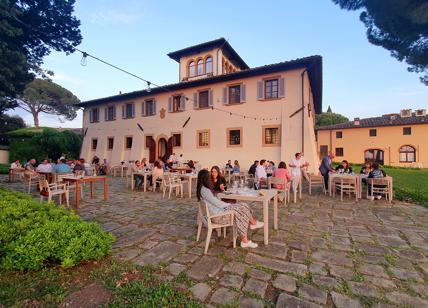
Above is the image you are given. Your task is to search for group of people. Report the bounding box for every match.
[131,159,164,189]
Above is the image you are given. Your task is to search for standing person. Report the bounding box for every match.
[248,160,259,176]
[319,152,336,189]
[197,169,263,248]
[211,166,227,192]
[177,154,185,166]
[289,153,308,194]
[169,152,177,164]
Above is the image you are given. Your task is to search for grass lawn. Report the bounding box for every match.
[0,257,202,307]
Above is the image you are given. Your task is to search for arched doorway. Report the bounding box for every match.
[158,138,167,161]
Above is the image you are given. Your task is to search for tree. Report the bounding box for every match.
[0,0,82,112]
[332,0,428,85]
[0,114,26,145]
[315,112,349,128]
[16,79,80,127]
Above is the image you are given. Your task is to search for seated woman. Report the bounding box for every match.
[360,162,372,175]
[151,160,164,187]
[274,161,292,189]
[187,160,196,173]
[197,169,263,248]
[211,166,227,193]
[335,160,353,174]
[232,160,240,174]
[368,162,386,200]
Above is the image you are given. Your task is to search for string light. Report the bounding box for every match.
[146,81,151,93]
[80,52,87,66]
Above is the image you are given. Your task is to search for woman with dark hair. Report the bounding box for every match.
[151,160,163,187]
[211,166,227,192]
[335,160,352,174]
[197,169,263,248]
[274,161,292,189]
[187,160,196,173]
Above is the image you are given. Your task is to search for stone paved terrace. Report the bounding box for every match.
[2,175,428,307]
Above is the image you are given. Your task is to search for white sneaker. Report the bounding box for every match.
[369,196,375,201]
[240,240,258,248]
[250,221,264,230]
[376,195,382,200]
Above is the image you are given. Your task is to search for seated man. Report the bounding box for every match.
[54,159,71,173]
[255,159,268,187]
[36,159,53,173]
[248,160,259,176]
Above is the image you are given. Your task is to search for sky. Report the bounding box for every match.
[8,0,428,127]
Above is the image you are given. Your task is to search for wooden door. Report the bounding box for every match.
[148,137,156,163]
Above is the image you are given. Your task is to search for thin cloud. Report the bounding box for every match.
[89,9,139,25]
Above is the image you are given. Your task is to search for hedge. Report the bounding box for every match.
[0,188,114,270]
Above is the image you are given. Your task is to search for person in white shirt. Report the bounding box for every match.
[255,159,268,184]
[168,153,177,164]
[177,154,184,166]
[10,160,22,169]
[36,159,53,173]
[289,152,309,193]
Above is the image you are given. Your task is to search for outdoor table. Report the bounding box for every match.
[328,173,362,199]
[61,175,108,208]
[8,167,25,182]
[172,166,192,174]
[217,188,278,245]
[180,173,198,198]
[131,171,152,192]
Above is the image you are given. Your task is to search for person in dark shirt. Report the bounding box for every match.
[335,160,353,174]
[248,160,259,176]
[211,166,227,192]
[319,152,336,189]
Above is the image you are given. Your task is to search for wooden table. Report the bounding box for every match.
[172,167,192,174]
[329,174,363,199]
[218,189,278,245]
[131,171,152,192]
[61,175,108,208]
[180,173,197,198]
[8,168,25,182]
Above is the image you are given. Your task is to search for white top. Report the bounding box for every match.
[36,163,52,173]
[256,165,267,179]
[169,154,176,163]
[290,158,303,177]
[177,156,184,165]
[152,167,164,180]
[11,162,21,169]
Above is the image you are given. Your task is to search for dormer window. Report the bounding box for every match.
[206,57,213,74]
[189,61,195,77]
[197,59,204,75]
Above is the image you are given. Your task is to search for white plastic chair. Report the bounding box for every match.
[39,179,69,207]
[196,200,237,254]
[162,174,183,199]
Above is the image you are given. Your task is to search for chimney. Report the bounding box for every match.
[415,109,426,117]
[119,91,122,95]
[400,109,412,117]
[354,117,360,125]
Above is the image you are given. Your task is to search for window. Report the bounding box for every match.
[403,127,412,135]
[205,57,213,74]
[172,95,183,112]
[265,79,279,99]
[125,136,133,149]
[319,145,328,158]
[91,138,97,150]
[172,133,181,147]
[122,103,134,119]
[369,129,377,137]
[227,128,242,147]
[336,131,343,138]
[335,147,344,157]
[365,149,384,165]
[89,108,99,123]
[229,85,241,104]
[399,145,416,162]
[189,61,195,77]
[105,106,115,121]
[107,137,114,150]
[197,59,204,75]
[197,130,210,148]
[198,90,209,108]
[144,99,155,116]
[263,125,280,146]
[145,135,153,148]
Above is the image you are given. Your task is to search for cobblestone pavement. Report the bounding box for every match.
[2,175,428,307]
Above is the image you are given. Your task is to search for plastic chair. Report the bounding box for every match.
[196,200,237,254]
[162,174,183,199]
[39,179,69,207]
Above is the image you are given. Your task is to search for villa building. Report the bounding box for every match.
[78,38,322,171]
[316,109,428,167]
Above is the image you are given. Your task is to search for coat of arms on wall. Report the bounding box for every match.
[160,108,166,119]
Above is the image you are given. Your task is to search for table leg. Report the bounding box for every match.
[329,177,332,196]
[76,181,80,209]
[188,178,192,198]
[144,174,147,192]
[263,199,269,245]
[104,178,108,201]
[273,195,278,230]
[90,181,94,198]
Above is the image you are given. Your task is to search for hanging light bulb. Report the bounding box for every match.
[146,81,151,93]
[80,52,88,66]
